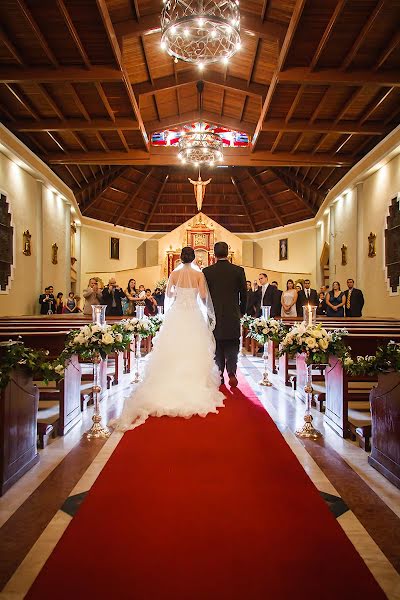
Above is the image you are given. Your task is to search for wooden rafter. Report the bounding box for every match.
[80,167,130,213]
[45,148,354,167]
[0,24,25,66]
[96,0,149,150]
[113,169,155,226]
[246,169,284,226]
[341,0,385,70]
[267,168,319,214]
[56,0,91,68]
[144,111,255,135]
[309,0,347,70]
[0,66,122,82]
[231,176,256,232]
[144,173,169,231]
[133,72,266,99]
[16,0,59,67]
[12,118,139,131]
[252,0,307,147]
[374,30,400,70]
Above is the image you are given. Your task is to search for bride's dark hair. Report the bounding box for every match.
[180,246,195,263]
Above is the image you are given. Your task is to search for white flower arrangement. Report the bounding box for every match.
[279,323,348,365]
[244,316,289,345]
[65,322,131,360]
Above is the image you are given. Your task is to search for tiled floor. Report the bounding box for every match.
[1,353,400,599]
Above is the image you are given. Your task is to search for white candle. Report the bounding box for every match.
[308,303,312,327]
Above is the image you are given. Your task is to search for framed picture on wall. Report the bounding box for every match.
[110,237,120,260]
[279,238,288,261]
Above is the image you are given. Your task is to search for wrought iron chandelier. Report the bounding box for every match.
[178,81,224,166]
[160,0,241,66]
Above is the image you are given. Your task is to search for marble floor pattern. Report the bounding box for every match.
[1,353,400,600]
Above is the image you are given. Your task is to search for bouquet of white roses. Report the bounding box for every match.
[148,313,164,334]
[246,316,289,345]
[65,323,128,360]
[119,316,153,338]
[279,323,349,365]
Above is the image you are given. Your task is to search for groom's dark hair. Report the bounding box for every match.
[181,246,195,263]
[214,241,229,258]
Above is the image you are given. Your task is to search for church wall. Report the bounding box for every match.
[0,149,71,315]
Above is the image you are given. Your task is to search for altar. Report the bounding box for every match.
[166,215,234,275]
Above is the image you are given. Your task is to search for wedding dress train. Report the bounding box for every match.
[110,284,225,431]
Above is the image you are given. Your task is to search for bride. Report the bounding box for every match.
[110,246,225,431]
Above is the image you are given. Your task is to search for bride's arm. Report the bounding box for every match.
[198,273,207,301]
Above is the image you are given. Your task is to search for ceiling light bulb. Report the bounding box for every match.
[184,28,190,37]
[211,29,217,38]
[198,62,204,70]
[222,56,229,65]
[197,18,204,27]
[194,162,199,167]
[209,161,214,167]
[160,41,166,49]
[236,42,241,51]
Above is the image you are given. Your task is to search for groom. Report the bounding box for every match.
[203,242,247,387]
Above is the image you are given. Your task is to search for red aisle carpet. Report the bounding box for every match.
[27,373,385,599]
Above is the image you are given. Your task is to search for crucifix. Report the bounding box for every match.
[188,171,211,212]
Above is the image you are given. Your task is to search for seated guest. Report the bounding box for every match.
[326,281,345,317]
[299,279,318,307]
[74,295,82,312]
[125,278,138,316]
[153,287,165,309]
[254,273,281,317]
[144,289,157,316]
[295,282,303,317]
[316,291,327,315]
[55,292,64,314]
[102,278,126,317]
[83,278,103,316]
[39,286,55,315]
[64,291,77,313]
[281,279,298,317]
[344,278,364,317]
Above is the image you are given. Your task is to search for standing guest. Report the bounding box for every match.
[344,279,365,317]
[316,292,327,316]
[281,279,298,317]
[203,241,247,387]
[245,280,256,316]
[271,280,283,308]
[299,279,318,307]
[55,292,64,314]
[144,289,157,316]
[125,278,138,316]
[102,278,126,317]
[153,287,165,309]
[295,282,303,317]
[64,291,77,313]
[326,281,345,317]
[254,273,281,317]
[39,286,55,315]
[83,278,103,316]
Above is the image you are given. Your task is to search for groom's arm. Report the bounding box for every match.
[238,268,247,316]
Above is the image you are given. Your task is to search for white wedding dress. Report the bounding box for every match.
[110,264,225,431]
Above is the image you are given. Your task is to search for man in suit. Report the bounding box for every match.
[102,277,126,316]
[39,285,55,315]
[298,279,318,308]
[344,278,364,317]
[254,273,281,318]
[203,242,247,388]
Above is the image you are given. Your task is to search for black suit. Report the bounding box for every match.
[254,284,281,318]
[203,260,247,377]
[298,288,318,307]
[102,287,126,316]
[39,293,55,315]
[344,288,364,317]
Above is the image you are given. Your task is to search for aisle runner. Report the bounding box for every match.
[27,374,385,599]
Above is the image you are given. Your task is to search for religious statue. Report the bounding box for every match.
[341,244,347,266]
[368,232,376,258]
[188,174,211,212]
[52,243,58,264]
[23,230,31,256]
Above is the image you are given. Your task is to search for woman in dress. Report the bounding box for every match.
[295,282,303,317]
[64,291,77,313]
[125,278,138,316]
[110,247,225,431]
[281,279,298,317]
[325,281,345,317]
[55,292,64,314]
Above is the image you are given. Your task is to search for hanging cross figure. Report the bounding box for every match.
[188,173,212,212]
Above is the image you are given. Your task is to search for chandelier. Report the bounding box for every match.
[178,81,223,166]
[160,0,240,66]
